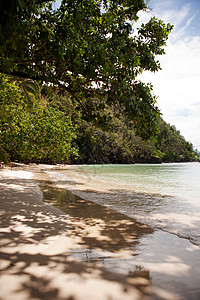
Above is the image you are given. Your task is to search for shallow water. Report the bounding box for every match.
[47,163,200,245]
[40,181,200,300]
[78,163,200,203]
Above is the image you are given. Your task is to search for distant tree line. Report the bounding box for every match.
[69,109,198,164]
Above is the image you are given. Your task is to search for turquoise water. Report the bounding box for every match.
[79,163,200,205]
[49,163,200,245]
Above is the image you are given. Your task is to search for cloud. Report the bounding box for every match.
[138,1,200,150]
[158,3,191,25]
[177,109,191,117]
[141,36,200,149]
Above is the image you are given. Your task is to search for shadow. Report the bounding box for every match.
[1,173,200,300]
[63,178,200,247]
[40,182,154,253]
[0,176,152,300]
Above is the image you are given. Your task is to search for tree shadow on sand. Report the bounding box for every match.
[1,174,200,300]
[0,177,153,299]
[40,182,154,253]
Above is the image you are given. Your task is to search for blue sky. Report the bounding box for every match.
[54,0,200,150]
[138,0,200,150]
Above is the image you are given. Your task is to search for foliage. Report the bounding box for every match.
[155,120,198,162]
[0,75,78,164]
[0,74,197,165]
[1,1,194,165]
[44,88,198,164]
[69,110,198,164]
[0,0,173,140]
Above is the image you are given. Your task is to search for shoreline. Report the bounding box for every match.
[44,163,200,247]
[1,164,200,300]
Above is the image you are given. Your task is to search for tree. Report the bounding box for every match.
[0,75,78,163]
[0,0,173,140]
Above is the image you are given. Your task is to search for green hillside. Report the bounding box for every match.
[0,75,198,165]
[70,112,198,164]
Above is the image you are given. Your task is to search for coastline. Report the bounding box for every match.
[1,164,200,300]
[45,163,200,246]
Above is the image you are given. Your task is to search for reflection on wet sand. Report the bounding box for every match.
[0,175,152,300]
[40,182,154,299]
[40,182,200,300]
[41,182,154,253]
[49,166,200,246]
[1,168,200,300]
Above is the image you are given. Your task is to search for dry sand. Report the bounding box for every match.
[0,164,200,300]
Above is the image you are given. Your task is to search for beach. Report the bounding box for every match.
[0,164,200,300]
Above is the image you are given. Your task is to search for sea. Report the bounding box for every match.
[47,162,200,246]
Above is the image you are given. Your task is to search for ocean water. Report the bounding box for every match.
[48,163,200,245]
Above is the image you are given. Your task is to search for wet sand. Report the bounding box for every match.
[0,164,200,300]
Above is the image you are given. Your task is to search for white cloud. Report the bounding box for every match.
[159,3,191,25]
[138,2,200,150]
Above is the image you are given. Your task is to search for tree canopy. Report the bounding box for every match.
[0,74,78,164]
[71,116,198,164]
[0,0,173,140]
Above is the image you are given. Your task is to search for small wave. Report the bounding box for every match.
[46,165,200,246]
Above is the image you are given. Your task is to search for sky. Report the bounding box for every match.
[137,0,200,150]
[54,0,200,150]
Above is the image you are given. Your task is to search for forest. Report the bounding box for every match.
[0,74,197,164]
[0,0,198,165]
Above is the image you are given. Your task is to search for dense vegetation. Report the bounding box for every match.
[0,0,198,164]
[0,75,78,164]
[0,76,197,164]
[0,0,173,138]
[71,116,198,164]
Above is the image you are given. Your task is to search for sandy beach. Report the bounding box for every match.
[0,164,200,300]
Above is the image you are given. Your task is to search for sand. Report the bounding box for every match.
[0,164,200,300]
